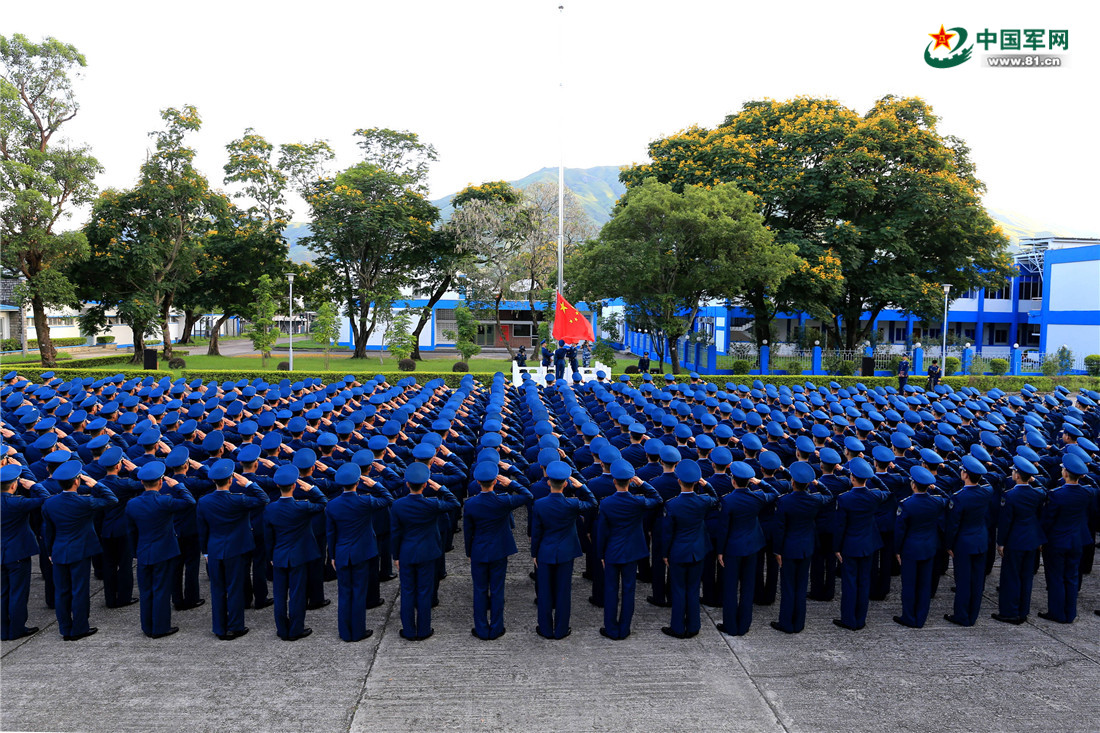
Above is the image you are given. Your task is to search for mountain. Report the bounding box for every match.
[282,164,1093,262]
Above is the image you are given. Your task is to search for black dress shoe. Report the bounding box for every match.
[893,615,918,628]
[254,599,274,610]
[431,599,439,608]
[646,596,671,608]
[149,626,180,639]
[832,619,859,631]
[943,614,967,627]
[770,621,796,634]
[535,626,552,639]
[357,629,374,641]
[12,626,40,639]
[111,598,139,608]
[587,596,604,607]
[417,628,434,641]
[175,599,205,611]
[306,599,331,610]
[1094,610,1100,617]
[599,627,616,639]
[991,613,1025,625]
[67,627,98,641]
[288,628,313,641]
[223,627,250,640]
[366,599,385,609]
[529,571,537,581]
[471,628,488,640]
[399,630,418,641]
[582,571,593,580]
[379,574,397,583]
[1037,611,1067,623]
[660,626,685,639]
[489,628,506,640]
[715,623,731,635]
[556,627,571,640]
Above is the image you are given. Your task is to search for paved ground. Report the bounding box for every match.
[3,510,1098,733]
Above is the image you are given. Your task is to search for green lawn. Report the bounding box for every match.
[160,353,517,374]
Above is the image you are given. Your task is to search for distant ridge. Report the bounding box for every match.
[282,164,1094,262]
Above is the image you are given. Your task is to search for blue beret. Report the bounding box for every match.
[819,448,842,465]
[335,463,362,487]
[260,433,283,452]
[0,464,23,483]
[274,464,300,486]
[659,445,681,463]
[137,461,167,482]
[237,444,261,464]
[759,451,782,471]
[97,446,124,467]
[608,459,634,480]
[599,446,621,464]
[403,462,430,484]
[138,430,162,447]
[871,446,895,464]
[849,457,874,480]
[710,446,733,466]
[44,450,72,465]
[695,434,715,451]
[890,432,912,450]
[961,456,987,476]
[1012,455,1039,476]
[546,461,571,481]
[473,462,499,482]
[201,431,224,452]
[206,459,234,481]
[365,435,386,452]
[728,461,754,480]
[919,449,943,466]
[317,432,338,447]
[675,459,701,483]
[843,436,865,453]
[1062,454,1088,476]
[908,466,936,486]
[287,417,307,432]
[292,448,317,469]
[52,460,83,482]
[741,434,762,451]
[644,439,664,456]
[789,461,816,484]
[794,436,815,455]
[164,446,189,469]
[412,443,436,460]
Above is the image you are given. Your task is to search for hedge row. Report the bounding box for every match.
[0,336,115,351]
[616,374,1100,393]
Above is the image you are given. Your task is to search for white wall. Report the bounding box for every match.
[1045,324,1100,362]
[1050,261,1100,311]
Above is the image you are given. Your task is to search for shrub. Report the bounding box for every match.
[277,361,291,371]
[886,355,902,375]
[944,356,961,376]
[452,361,469,373]
[990,358,1009,375]
[398,358,416,372]
[624,365,640,374]
[96,336,116,345]
[1085,355,1100,377]
[1054,346,1075,375]
[168,357,186,369]
[833,360,856,376]
[592,340,617,367]
[968,357,989,376]
[729,359,752,374]
[784,360,803,375]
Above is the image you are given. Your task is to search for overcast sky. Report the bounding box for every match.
[7,0,1098,234]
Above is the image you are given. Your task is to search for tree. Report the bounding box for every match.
[302,128,440,359]
[310,301,340,370]
[567,178,795,374]
[1,34,103,366]
[406,227,462,361]
[620,96,1013,348]
[384,306,417,363]
[444,304,481,363]
[250,274,278,368]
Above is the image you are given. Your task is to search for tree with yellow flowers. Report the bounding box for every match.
[620,95,1014,349]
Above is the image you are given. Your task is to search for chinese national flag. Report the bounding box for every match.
[551,291,594,344]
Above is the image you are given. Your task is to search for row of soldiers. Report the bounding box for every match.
[1,367,1097,643]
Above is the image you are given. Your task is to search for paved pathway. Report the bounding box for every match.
[2,510,1097,732]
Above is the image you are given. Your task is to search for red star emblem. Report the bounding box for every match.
[929,24,955,51]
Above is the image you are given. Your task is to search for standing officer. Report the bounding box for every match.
[897,354,910,391]
[125,461,196,638]
[716,461,777,636]
[531,461,596,640]
[660,460,719,639]
[833,461,890,631]
[463,462,532,640]
[196,459,270,640]
[391,462,460,641]
[1,463,49,640]
[96,448,143,608]
[325,462,394,642]
[265,464,328,641]
[596,459,662,640]
[993,457,1045,625]
[41,462,118,640]
[1038,454,1096,624]
[893,466,948,628]
[771,461,831,634]
[553,340,568,381]
[944,456,994,626]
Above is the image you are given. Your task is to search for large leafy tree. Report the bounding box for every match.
[620,96,1013,348]
[567,178,797,373]
[302,128,440,359]
[0,34,102,366]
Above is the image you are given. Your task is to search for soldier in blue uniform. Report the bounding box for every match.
[596,459,661,639]
[716,460,777,636]
[463,461,532,640]
[993,457,1046,624]
[96,448,143,608]
[833,458,890,630]
[1,463,49,640]
[1038,454,1096,624]
[660,460,719,638]
[325,462,393,642]
[531,461,595,639]
[265,464,328,640]
[125,461,196,638]
[944,456,994,626]
[772,460,832,634]
[893,466,948,628]
[391,462,460,641]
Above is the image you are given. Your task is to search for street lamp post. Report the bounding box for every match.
[941,284,952,365]
[287,273,295,371]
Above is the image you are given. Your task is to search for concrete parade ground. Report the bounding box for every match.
[2,510,1098,733]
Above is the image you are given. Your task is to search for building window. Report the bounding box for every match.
[963,328,975,340]
[986,283,1011,300]
[1018,279,1043,301]
[993,328,1008,344]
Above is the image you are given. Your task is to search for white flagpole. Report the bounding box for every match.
[557,3,565,296]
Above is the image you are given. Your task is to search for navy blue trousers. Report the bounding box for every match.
[273,563,309,639]
[100,535,134,607]
[137,559,175,636]
[839,554,873,629]
[668,560,704,636]
[471,558,508,639]
[898,555,934,627]
[998,549,1036,619]
[1,559,32,640]
[399,560,435,639]
[207,554,248,636]
[951,551,986,625]
[53,558,91,638]
[602,560,637,639]
[536,559,573,638]
[1043,546,1082,623]
[809,532,836,600]
[336,559,372,642]
[721,552,758,635]
[776,557,811,632]
[172,533,202,607]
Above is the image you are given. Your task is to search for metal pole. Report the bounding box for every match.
[288,274,295,371]
[556,3,565,295]
[942,284,951,364]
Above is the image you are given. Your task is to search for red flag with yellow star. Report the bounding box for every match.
[551,291,594,344]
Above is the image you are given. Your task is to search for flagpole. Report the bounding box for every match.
[556,3,565,296]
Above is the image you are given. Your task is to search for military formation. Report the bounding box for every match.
[1,367,1098,645]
